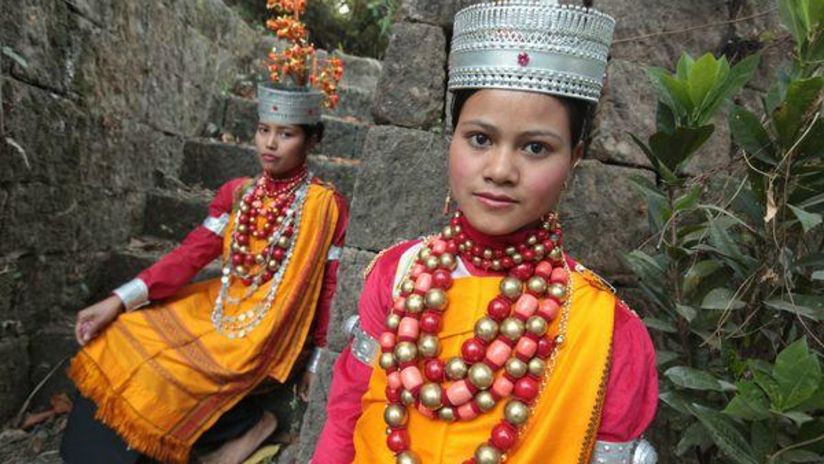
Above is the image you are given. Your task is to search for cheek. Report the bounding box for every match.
[448,140,476,194]
[521,158,570,206]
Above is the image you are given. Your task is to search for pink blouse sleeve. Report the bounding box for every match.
[312,240,419,463]
[310,192,349,347]
[596,300,659,441]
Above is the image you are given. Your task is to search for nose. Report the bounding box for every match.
[482,147,518,186]
[265,132,278,151]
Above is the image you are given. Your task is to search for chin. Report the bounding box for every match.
[464,209,524,236]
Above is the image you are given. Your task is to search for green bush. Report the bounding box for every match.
[626,1,823,462]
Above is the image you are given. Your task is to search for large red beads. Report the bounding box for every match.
[491,422,518,451]
[487,297,511,322]
[513,377,539,402]
[461,338,486,363]
[419,311,442,333]
[432,269,453,289]
[387,429,410,452]
[537,336,555,359]
[424,359,445,382]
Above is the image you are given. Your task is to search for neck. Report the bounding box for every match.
[263,164,307,183]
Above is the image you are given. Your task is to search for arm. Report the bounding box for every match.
[591,299,659,463]
[312,240,418,463]
[113,178,249,310]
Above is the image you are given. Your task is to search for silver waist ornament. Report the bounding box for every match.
[211,177,311,339]
[591,439,658,464]
[448,0,616,102]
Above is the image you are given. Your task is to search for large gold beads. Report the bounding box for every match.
[548,283,567,300]
[379,352,396,370]
[425,288,448,311]
[499,276,522,300]
[394,341,418,363]
[439,253,458,271]
[526,315,548,336]
[475,444,503,464]
[468,363,494,390]
[277,236,290,248]
[384,404,407,427]
[396,451,421,464]
[528,358,546,377]
[505,358,528,378]
[549,246,564,262]
[386,313,401,330]
[417,334,440,358]
[424,255,440,270]
[475,390,497,412]
[438,406,456,422]
[400,279,415,295]
[504,400,530,426]
[419,383,443,409]
[401,389,415,406]
[405,294,425,314]
[500,317,525,341]
[526,276,547,295]
[445,357,468,380]
[418,247,432,260]
[474,317,499,343]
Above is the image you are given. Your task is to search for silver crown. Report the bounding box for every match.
[257,85,324,125]
[448,0,615,102]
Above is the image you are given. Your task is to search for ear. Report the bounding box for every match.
[571,142,584,167]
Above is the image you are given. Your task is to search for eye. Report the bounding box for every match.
[279,130,294,138]
[523,142,549,157]
[468,133,491,148]
[257,126,269,134]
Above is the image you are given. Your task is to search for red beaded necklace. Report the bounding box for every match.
[229,167,308,286]
[379,212,573,464]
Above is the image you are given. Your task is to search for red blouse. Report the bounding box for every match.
[313,232,658,462]
[133,176,349,347]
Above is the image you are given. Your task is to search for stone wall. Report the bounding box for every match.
[0,0,259,421]
[295,0,782,461]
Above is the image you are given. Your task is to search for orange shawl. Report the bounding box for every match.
[69,183,339,463]
[353,271,615,463]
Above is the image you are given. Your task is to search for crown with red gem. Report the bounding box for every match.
[448,0,615,102]
[257,0,344,125]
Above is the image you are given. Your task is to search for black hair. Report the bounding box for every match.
[299,122,325,143]
[449,89,595,149]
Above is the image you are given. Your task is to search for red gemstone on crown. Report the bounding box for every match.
[518,52,530,67]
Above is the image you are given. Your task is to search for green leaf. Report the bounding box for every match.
[781,411,815,427]
[1,46,28,69]
[676,421,713,456]
[674,184,702,211]
[688,53,723,108]
[660,390,692,415]
[676,53,694,81]
[788,204,823,234]
[773,338,822,410]
[628,174,671,232]
[644,316,677,333]
[729,105,776,164]
[656,350,681,365]
[751,420,776,461]
[699,53,761,126]
[778,449,824,463]
[649,125,715,174]
[724,381,771,420]
[779,0,810,46]
[683,260,724,297]
[628,133,678,183]
[702,287,746,310]
[691,404,759,464]
[812,271,824,281]
[773,76,824,148]
[655,100,676,134]
[647,67,690,119]
[675,304,698,322]
[764,295,824,321]
[754,370,785,409]
[666,366,725,391]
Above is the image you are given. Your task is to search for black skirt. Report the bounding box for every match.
[60,393,264,464]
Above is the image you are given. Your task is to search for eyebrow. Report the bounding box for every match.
[459,119,565,144]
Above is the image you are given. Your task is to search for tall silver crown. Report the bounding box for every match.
[448,0,615,102]
[257,85,324,125]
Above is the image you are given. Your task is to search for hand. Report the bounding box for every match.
[74,295,124,346]
[298,371,314,402]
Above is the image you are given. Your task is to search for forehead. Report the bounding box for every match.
[257,121,301,131]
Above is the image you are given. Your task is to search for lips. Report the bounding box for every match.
[473,191,518,209]
[260,153,278,162]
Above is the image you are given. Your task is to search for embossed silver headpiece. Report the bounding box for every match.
[448,0,615,102]
[257,85,324,125]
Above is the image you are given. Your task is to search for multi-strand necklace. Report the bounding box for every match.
[379,212,573,464]
[211,169,311,339]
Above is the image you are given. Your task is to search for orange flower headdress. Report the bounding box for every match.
[258,0,345,125]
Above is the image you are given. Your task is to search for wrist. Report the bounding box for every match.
[112,278,149,312]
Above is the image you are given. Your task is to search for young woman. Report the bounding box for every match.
[60,37,348,464]
[313,1,658,463]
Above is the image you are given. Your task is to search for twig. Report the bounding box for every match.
[613,7,777,45]
[5,137,30,170]
[15,356,70,428]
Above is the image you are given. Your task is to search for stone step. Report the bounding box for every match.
[219,94,369,155]
[142,188,212,242]
[179,139,360,198]
[97,236,222,296]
